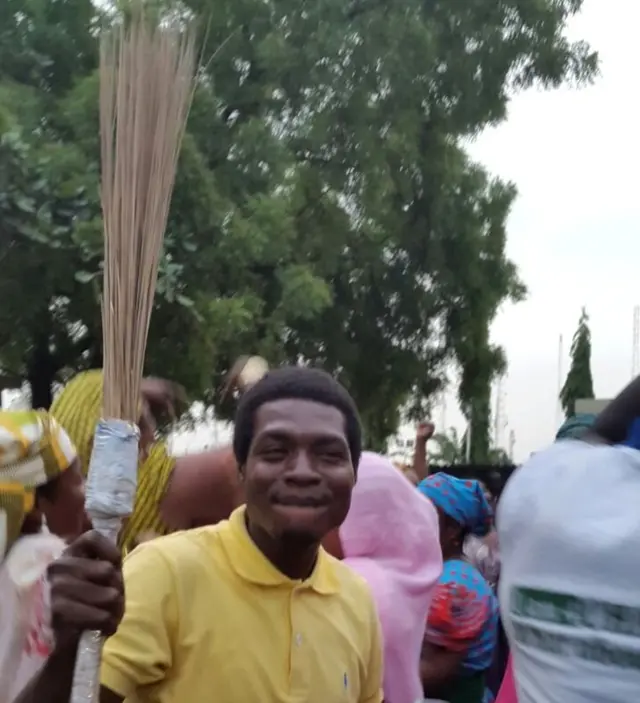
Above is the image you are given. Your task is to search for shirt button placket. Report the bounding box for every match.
[289,587,309,701]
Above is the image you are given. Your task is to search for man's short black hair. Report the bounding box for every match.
[233,366,362,470]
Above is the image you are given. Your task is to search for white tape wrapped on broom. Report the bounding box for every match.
[70,418,139,703]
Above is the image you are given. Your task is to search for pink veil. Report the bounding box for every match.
[340,452,442,703]
[495,656,517,703]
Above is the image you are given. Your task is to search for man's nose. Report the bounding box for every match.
[285,451,321,484]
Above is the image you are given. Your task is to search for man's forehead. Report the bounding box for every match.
[254,398,346,435]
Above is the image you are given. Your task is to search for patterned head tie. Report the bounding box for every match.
[418,472,493,537]
[555,413,597,441]
[0,410,77,558]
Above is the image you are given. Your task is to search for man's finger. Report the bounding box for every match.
[51,599,123,637]
[62,530,122,565]
[49,555,120,586]
[51,575,122,609]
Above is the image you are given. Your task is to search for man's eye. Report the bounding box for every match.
[321,451,346,464]
[261,448,287,461]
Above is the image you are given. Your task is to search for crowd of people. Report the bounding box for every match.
[1,363,639,702]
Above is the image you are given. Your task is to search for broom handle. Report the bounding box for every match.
[69,420,139,703]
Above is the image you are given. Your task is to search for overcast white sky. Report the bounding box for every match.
[454,0,640,460]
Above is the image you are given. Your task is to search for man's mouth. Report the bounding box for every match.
[272,496,329,508]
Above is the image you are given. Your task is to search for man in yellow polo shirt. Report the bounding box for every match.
[99,366,383,703]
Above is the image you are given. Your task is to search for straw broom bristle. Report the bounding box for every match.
[100,10,197,422]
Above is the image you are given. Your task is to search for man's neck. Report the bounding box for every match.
[245,516,319,580]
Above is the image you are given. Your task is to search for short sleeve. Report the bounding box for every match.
[100,542,177,698]
[426,580,488,652]
[360,592,384,703]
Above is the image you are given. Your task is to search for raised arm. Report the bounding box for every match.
[413,421,434,481]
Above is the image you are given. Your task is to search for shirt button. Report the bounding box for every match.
[295,633,303,647]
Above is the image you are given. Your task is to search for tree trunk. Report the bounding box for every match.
[27,334,57,410]
[28,367,53,409]
[469,394,491,464]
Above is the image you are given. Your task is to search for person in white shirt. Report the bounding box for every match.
[498,377,640,703]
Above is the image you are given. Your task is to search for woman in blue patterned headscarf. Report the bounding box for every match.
[418,473,499,703]
[556,412,640,448]
[555,413,597,441]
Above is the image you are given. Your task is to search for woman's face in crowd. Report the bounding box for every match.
[478,480,496,512]
[243,398,355,546]
[39,458,86,540]
[436,507,465,558]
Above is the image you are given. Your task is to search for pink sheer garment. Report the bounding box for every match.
[495,656,517,703]
[339,452,443,703]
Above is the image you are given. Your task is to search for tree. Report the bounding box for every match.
[431,428,467,465]
[560,307,595,418]
[0,89,99,406]
[487,447,511,466]
[0,0,332,403]
[430,428,510,466]
[0,0,597,449]
[270,0,592,446]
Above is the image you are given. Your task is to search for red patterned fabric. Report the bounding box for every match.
[425,559,498,671]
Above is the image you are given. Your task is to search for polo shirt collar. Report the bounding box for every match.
[221,506,339,595]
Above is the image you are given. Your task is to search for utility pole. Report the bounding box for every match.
[493,374,506,449]
[508,429,516,461]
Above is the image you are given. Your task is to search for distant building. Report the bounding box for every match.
[386,425,416,467]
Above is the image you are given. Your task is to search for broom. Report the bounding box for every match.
[70,9,197,702]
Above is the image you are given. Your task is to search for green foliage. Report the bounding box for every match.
[0,0,596,448]
[560,307,595,418]
[487,447,512,466]
[431,428,511,466]
[431,428,467,465]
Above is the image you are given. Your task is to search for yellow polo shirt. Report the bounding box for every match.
[101,507,383,703]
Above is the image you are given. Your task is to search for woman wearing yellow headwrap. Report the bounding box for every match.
[0,410,84,558]
[50,370,244,552]
[0,410,86,700]
[0,410,127,702]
